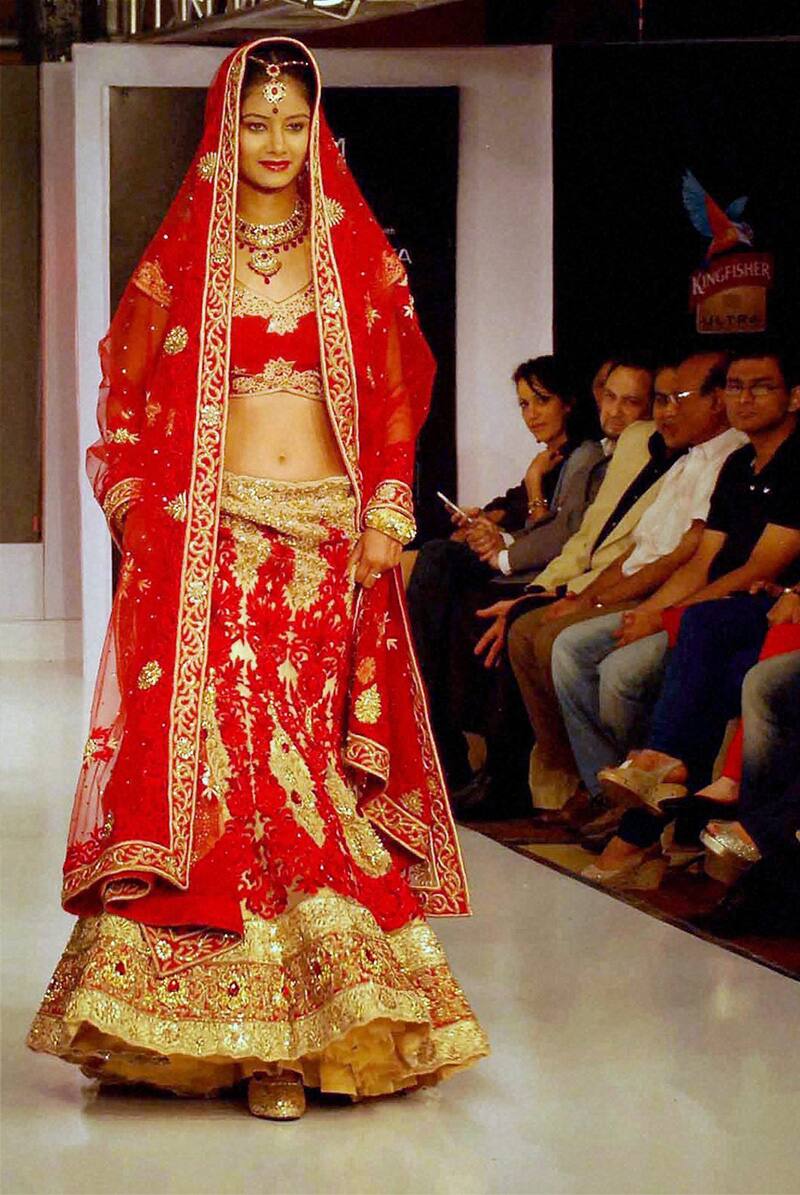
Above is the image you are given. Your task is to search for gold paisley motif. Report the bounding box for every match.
[268,720,325,847]
[163,326,189,355]
[137,660,163,690]
[354,684,381,725]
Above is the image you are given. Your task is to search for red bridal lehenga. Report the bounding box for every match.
[26,37,489,1102]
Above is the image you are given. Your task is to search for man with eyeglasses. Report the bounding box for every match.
[551,344,800,840]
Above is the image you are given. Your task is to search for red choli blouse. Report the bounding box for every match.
[228,278,323,402]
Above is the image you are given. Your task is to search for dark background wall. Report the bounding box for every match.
[553,40,800,375]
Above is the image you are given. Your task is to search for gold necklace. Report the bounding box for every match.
[235,198,309,281]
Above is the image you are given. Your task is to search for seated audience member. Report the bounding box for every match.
[567,345,800,884]
[478,357,653,583]
[696,601,800,935]
[592,358,616,410]
[478,351,741,810]
[588,588,800,900]
[407,355,613,796]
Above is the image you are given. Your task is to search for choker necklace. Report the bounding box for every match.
[235,197,309,282]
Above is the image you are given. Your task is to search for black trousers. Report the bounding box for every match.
[406,538,533,795]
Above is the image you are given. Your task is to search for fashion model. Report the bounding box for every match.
[27,36,489,1120]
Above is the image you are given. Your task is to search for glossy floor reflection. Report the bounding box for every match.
[2,656,799,1195]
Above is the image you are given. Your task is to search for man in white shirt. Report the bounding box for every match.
[547,354,746,807]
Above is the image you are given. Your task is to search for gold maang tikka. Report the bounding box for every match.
[247,55,311,115]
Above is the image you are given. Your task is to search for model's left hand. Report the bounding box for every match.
[348,528,402,589]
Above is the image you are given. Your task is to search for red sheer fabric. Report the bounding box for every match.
[64,37,468,938]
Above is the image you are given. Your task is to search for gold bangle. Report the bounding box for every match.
[363,506,416,546]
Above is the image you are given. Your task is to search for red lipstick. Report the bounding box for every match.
[260,160,290,172]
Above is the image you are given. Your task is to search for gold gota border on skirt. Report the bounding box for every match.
[219,469,356,538]
[26,889,490,1099]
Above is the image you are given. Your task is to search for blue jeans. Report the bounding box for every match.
[551,612,669,798]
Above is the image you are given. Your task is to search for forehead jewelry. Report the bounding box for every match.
[263,64,286,113]
[248,54,311,115]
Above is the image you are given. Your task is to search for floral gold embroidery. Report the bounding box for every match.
[200,403,222,428]
[137,660,163,690]
[199,676,232,803]
[108,428,140,444]
[163,326,189,355]
[403,789,425,817]
[230,358,323,401]
[232,282,315,335]
[164,492,188,522]
[145,400,161,426]
[354,684,381,725]
[197,152,218,182]
[324,196,345,227]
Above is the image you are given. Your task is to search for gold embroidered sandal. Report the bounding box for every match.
[597,758,687,813]
[247,1071,307,1120]
[700,821,761,886]
[581,846,666,891]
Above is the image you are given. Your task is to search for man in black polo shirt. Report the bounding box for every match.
[575,343,800,878]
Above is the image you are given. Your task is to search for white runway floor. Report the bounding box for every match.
[2,656,799,1195]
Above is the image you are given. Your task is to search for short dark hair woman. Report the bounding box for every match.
[26,38,488,1120]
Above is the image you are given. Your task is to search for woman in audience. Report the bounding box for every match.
[408,356,604,803]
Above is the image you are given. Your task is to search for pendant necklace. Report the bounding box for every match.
[235,197,309,283]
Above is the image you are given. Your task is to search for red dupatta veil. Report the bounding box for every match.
[64,37,470,947]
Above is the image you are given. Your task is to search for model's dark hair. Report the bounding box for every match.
[242,46,317,108]
[513,355,599,441]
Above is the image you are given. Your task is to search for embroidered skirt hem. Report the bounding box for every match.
[26,889,489,1099]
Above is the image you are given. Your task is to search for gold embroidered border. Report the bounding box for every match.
[102,477,143,546]
[164,46,247,886]
[344,731,390,782]
[361,792,431,862]
[230,359,323,400]
[391,572,471,916]
[363,479,415,522]
[308,106,363,520]
[232,281,315,334]
[27,894,489,1093]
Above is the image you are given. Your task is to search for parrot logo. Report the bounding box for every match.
[682,169,754,263]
